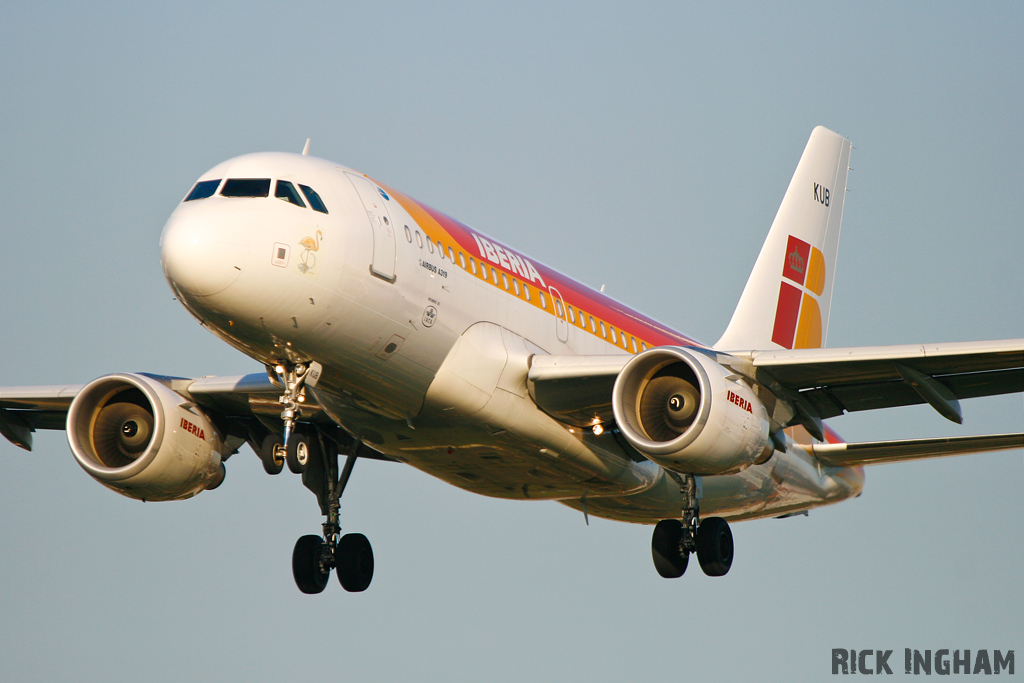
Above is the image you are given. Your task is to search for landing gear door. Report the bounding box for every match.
[549,286,568,343]
[345,172,396,282]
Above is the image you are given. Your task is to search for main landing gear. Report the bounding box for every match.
[652,473,734,578]
[289,430,375,594]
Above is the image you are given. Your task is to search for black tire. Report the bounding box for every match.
[335,533,374,592]
[286,429,318,474]
[259,434,284,475]
[695,517,733,577]
[292,534,330,594]
[652,519,688,578]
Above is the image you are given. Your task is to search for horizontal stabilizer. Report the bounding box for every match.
[812,433,1023,468]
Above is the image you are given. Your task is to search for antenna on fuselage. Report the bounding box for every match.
[301,138,311,156]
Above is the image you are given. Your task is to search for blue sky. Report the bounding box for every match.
[0,2,1021,681]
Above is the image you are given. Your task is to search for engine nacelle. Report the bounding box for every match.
[67,373,227,501]
[612,347,771,475]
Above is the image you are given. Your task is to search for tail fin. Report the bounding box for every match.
[714,126,852,351]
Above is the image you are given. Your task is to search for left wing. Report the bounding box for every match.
[737,338,1024,423]
[527,339,1023,467]
[528,339,1023,426]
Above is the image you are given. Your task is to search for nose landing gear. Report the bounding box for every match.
[652,473,734,579]
[290,430,374,594]
[286,427,317,474]
[271,361,311,456]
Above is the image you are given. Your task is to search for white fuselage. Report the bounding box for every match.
[159,152,863,524]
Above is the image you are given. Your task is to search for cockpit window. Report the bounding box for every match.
[299,184,328,214]
[221,178,271,197]
[184,179,221,201]
[274,180,306,208]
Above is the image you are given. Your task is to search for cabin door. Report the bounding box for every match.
[345,172,396,282]
[548,286,568,343]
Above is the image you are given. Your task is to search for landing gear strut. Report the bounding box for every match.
[652,473,733,578]
[290,429,374,594]
[271,361,310,458]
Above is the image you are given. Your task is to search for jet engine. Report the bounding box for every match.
[611,347,771,475]
[67,373,227,501]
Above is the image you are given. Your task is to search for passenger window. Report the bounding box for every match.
[566,305,576,324]
[512,279,520,296]
[469,257,477,275]
[458,252,466,269]
[437,241,444,258]
[298,184,329,213]
[404,225,412,242]
[501,272,510,290]
[641,342,648,351]
[600,321,607,339]
[426,237,434,253]
[555,300,565,319]
[184,179,221,201]
[491,267,500,285]
[523,284,531,301]
[609,327,617,344]
[631,337,638,353]
[448,246,456,262]
[539,291,547,309]
[221,178,271,197]
[416,231,423,248]
[274,181,307,207]
[589,316,597,333]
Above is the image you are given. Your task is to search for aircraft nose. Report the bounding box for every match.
[160,212,249,297]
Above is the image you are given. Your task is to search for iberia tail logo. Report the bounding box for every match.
[771,235,825,349]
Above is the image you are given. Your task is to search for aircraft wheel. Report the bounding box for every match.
[259,434,284,475]
[652,519,689,578]
[695,517,733,577]
[335,533,374,592]
[286,429,318,474]
[293,534,330,594]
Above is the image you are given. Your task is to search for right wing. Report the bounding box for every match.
[0,373,322,451]
[0,372,397,461]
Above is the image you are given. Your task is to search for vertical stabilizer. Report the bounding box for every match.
[714,126,851,351]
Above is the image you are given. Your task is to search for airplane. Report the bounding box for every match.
[1,126,1021,594]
